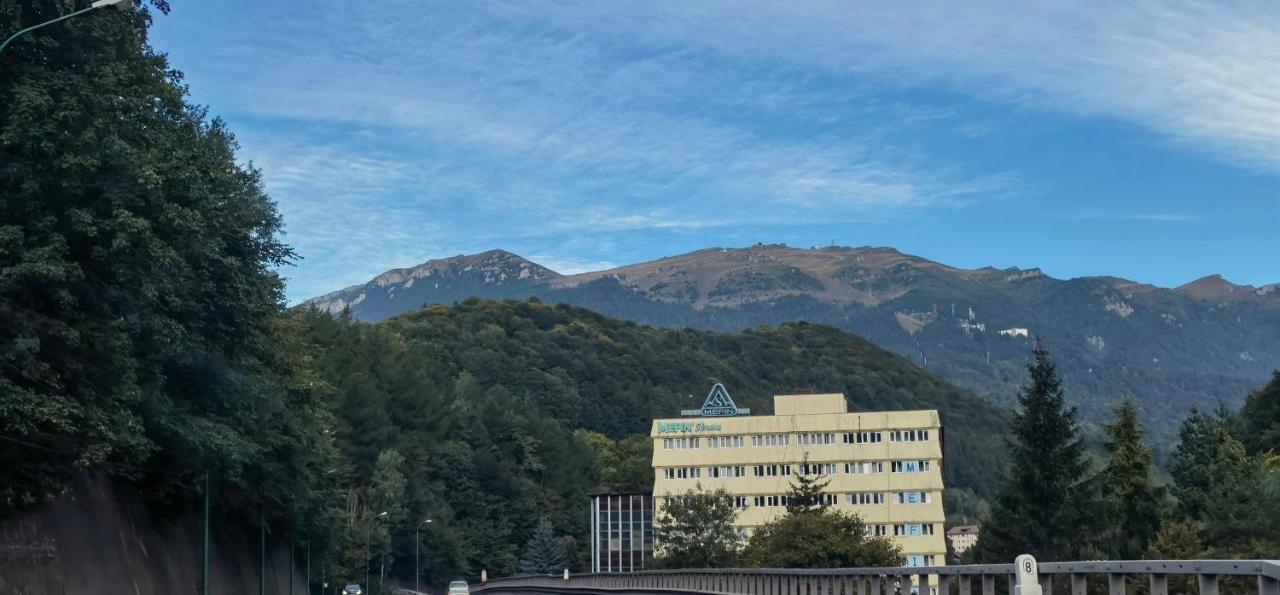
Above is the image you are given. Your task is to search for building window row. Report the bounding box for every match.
[664,430,934,450]
[751,434,791,447]
[797,432,836,446]
[752,464,793,477]
[905,555,937,567]
[845,461,886,475]
[799,462,838,476]
[890,460,932,473]
[894,523,937,536]
[662,467,702,480]
[707,436,745,449]
[844,431,884,444]
[895,491,934,504]
[847,492,887,505]
[709,465,748,478]
[889,429,930,442]
[659,460,933,479]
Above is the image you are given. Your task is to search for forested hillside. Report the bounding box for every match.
[286,298,1011,576]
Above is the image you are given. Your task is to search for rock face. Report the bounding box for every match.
[304,249,561,320]
[0,474,302,595]
[302,244,1280,434]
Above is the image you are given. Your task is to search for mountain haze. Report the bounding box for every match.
[305,245,1280,433]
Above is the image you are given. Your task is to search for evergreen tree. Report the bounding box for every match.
[652,485,742,568]
[786,457,831,515]
[973,340,1094,562]
[1169,410,1250,519]
[370,448,407,571]
[1098,399,1164,558]
[1238,371,1280,456]
[519,518,570,575]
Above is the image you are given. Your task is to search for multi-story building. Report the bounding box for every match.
[650,386,947,575]
[946,525,979,555]
[590,492,654,573]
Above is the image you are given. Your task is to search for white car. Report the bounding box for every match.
[448,580,470,595]
[343,585,363,595]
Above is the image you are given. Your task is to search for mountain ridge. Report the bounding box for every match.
[302,244,1279,436]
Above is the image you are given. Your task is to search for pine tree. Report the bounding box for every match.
[1099,399,1164,558]
[973,340,1094,562]
[519,518,570,575]
[786,456,831,515]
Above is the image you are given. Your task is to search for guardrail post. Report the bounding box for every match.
[1148,574,1167,595]
[1108,574,1126,595]
[1197,574,1218,595]
[982,574,995,595]
[871,575,882,595]
[1259,575,1280,595]
[958,575,971,595]
[856,575,867,595]
[1071,574,1087,595]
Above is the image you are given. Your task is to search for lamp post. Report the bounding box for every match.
[366,511,388,591]
[0,0,131,57]
[415,519,433,594]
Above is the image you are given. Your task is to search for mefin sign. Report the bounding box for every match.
[680,383,750,417]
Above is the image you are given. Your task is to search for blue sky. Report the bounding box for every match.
[148,1,1280,303]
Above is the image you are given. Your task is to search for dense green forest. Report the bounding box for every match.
[284,298,1011,580]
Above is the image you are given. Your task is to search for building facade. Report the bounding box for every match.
[650,387,947,573]
[590,493,654,573]
[946,525,979,555]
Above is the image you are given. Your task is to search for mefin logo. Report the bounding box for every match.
[680,383,750,417]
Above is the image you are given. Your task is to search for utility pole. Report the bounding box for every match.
[260,503,266,595]
[202,473,210,595]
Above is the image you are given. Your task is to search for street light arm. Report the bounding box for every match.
[1,1,129,57]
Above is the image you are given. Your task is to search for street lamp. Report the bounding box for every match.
[416,519,434,594]
[366,511,388,591]
[0,0,131,57]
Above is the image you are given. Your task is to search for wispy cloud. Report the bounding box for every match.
[150,0,1280,300]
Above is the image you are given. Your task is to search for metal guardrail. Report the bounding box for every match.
[475,556,1280,595]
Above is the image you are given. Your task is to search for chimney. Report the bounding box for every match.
[792,386,816,395]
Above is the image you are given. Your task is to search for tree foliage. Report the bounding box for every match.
[652,485,742,569]
[785,458,832,516]
[1238,370,1280,457]
[743,467,899,568]
[0,0,340,549]
[974,340,1095,562]
[520,518,569,575]
[1097,400,1164,559]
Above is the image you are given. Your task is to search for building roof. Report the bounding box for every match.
[947,525,980,536]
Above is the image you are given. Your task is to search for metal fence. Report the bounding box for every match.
[474,557,1280,595]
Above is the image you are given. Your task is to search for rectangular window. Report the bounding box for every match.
[690,438,700,449]
[752,435,762,447]
[734,496,749,509]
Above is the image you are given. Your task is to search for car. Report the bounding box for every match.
[343,584,363,595]
[448,580,470,595]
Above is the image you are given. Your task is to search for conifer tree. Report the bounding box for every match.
[786,456,832,515]
[519,518,570,575]
[973,340,1094,562]
[1099,399,1164,558]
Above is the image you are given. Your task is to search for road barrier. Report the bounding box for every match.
[475,556,1280,595]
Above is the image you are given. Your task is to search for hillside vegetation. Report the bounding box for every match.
[288,297,1011,574]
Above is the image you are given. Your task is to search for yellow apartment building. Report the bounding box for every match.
[650,385,947,572]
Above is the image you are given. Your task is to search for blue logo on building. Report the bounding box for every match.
[680,383,750,417]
